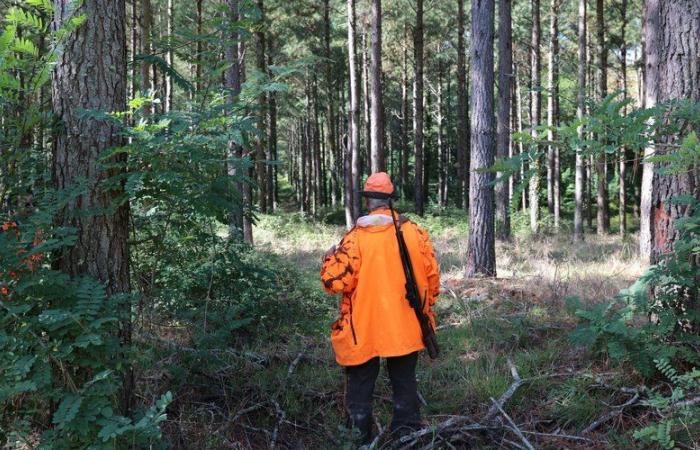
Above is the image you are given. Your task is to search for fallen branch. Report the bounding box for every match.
[268,399,286,450]
[490,397,535,450]
[484,358,523,422]
[520,429,594,443]
[285,350,305,384]
[396,416,496,448]
[582,392,640,435]
[668,395,700,410]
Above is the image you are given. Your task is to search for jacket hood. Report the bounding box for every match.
[356,214,394,228]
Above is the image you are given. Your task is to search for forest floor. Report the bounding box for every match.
[157,210,651,449]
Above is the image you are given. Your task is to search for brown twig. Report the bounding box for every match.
[582,392,640,435]
[490,398,535,450]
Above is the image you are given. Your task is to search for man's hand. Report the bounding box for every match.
[322,245,336,262]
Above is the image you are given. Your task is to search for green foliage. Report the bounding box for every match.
[633,361,700,449]
[0,199,171,449]
[567,100,700,447]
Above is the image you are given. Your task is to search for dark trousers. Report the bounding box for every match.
[345,352,421,442]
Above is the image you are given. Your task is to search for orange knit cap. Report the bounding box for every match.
[362,172,394,196]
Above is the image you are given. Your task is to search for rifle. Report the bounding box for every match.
[388,200,440,360]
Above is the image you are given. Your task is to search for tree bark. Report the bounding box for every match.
[413,0,424,216]
[400,25,410,198]
[225,0,246,240]
[323,0,339,208]
[52,0,131,410]
[618,0,628,235]
[547,0,561,229]
[141,0,153,113]
[266,37,277,211]
[347,0,361,225]
[255,0,267,213]
[437,58,447,206]
[515,62,527,211]
[196,0,203,93]
[466,0,496,278]
[165,0,173,112]
[362,28,371,176]
[456,0,469,211]
[595,0,610,234]
[574,0,586,241]
[642,0,700,264]
[369,0,385,173]
[496,0,512,240]
[528,0,541,233]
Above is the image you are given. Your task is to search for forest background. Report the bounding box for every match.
[0,0,699,448]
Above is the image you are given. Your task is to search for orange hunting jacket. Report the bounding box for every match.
[320,208,440,366]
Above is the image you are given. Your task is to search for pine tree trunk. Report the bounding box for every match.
[52,0,132,411]
[413,0,424,216]
[165,0,173,112]
[130,0,139,100]
[515,63,527,211]
[362,29,371,176]
[547,0,561,228]
[438,57,447,206]
[323,0,339,208]
[256,0,267,213]
[466,0,496,277]
[574,0,586,241]
[528,0,541,234]
[496,0,512,240]
[596,0,610,234]
[196,0,203,93]
[642,0,700,264]
[400,27,410,198]
[369,0,385,173]
[266,37,277,211]
[619,0,628,235]
[225,0,246,239]
[347,0,361,224]
[456,0,469,211]
[141,0,152,113]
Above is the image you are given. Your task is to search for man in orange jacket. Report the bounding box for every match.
[320,172,440,443]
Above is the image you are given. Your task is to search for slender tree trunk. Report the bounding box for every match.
[369,0,384,173]
[266,37,277,211]
[400,27,410,197]
[323,0,339,209]
[165,0,173,112]
[574,0,586,241]
[413,0,424,216]
[437,59,447,206]
[52,0,132,412]
[347,0,361,224]
[456,0,469,211]
[619,0,628,235]
[515,62,527,211]
[141,0,153,113]
[547,0,561,228]
[196,0,203,93]
[225,0,246,241]
[362,28,371,176]
[596,0,610,234]
[528,0,541,233]
[586,25,593,230]
[496,0,512,240]
[255,0,267,213]
[130,0,139,100]
[466,0,496,277]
